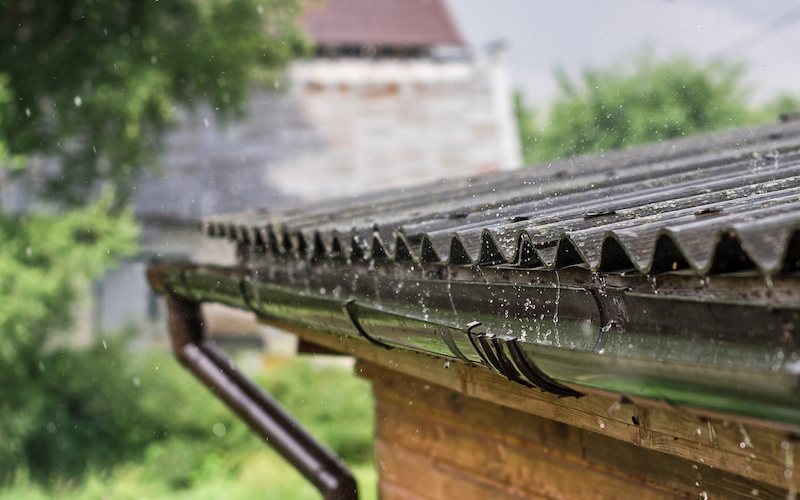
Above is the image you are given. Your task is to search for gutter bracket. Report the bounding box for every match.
[344,299,395,350]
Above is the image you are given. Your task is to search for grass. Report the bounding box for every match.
[0,347,377,500]
[1,453,377,500]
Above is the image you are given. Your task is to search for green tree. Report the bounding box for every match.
[518,50,765,164]
[514,90,538,164]
[1,0,308,203]
[0,0,309,485]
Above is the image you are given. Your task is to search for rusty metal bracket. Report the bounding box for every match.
[164,293,358,500]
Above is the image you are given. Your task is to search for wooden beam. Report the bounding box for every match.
[297,338,345,355]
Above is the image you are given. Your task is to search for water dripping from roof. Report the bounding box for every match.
[446,267,457,315]
[646,274,659,294]
[553,270,561,324]
[553,270,561,346]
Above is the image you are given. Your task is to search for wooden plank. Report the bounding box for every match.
[372,374,586,461]
[582,430,785,500]
[379,482,429,500]
[266,318,800,492]
[369,364,784,499]
[376,440,543,500]
[377,438,685,500]
[376,408,682,499]
[297,338,344,355]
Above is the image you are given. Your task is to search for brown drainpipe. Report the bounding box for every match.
[158,273,358,500]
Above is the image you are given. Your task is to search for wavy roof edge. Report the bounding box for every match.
[203,120,800,276]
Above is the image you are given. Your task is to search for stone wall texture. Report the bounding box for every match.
[135,54,521,221]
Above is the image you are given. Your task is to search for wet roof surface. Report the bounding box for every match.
[205,120,800,277]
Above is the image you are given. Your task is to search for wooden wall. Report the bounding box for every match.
[359,362,784,500]
[281,320,799,499]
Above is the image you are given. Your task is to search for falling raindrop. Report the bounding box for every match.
[784,439,797,498]
[553,270,561,324]
[739,425,752,449]
[646,274,658,294]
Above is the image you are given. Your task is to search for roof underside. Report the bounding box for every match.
[304,0,463,48]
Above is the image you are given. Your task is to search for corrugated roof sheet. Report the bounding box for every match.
[205,120,800,276]
[304,0,463,48]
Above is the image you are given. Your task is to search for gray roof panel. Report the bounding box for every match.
[204,120,800,276]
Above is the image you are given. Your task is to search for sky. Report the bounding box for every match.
[444,0,800,107]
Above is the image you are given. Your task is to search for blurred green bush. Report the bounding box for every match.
[0,336,374,497]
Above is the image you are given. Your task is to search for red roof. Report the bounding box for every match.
[304,0,463,48]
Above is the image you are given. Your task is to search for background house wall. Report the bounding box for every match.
[91,0,522,348]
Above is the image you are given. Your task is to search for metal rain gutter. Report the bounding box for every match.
[148,266,358,500]
[148,258,800,428]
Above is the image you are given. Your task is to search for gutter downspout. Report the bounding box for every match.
[154,268,358,500]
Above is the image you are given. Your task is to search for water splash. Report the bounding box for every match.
[739,425,752,449]
[593,272,607,296]
[707,422,718,449]
[645,274,659,294]
[605,399,622,415]
[764,149,780,170]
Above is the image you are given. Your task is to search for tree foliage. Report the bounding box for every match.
[0,0,307,350]
[0,192,140,480]
[0,0,308,358]
[518,50,768,164]
[1,0,309,203]
[0,0,309,486]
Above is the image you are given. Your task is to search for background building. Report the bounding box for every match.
[95,0,521,347]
